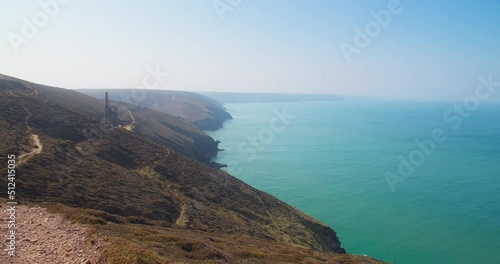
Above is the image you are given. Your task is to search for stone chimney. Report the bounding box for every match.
[104,92,109,122]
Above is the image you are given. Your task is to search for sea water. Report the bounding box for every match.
[206,99,500,264]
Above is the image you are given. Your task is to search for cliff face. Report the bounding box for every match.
[77,89,233,131]
[193,104,233,130]
[0,74,385,263]
[119,105,221,165]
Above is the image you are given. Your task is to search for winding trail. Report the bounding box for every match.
[18,105,43,165]
[25,83,39,96]
[124,110,136,131]
[167,185,188,226]
[22,106,31,133]
[175,205,187,226]
[240,183,280,230]
[18,134,43,166]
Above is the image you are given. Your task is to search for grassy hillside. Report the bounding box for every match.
[0,75,222,166]
[0,74,385,263]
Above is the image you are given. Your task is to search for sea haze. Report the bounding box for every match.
[207,100,500,264]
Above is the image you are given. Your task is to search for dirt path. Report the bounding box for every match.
[0,205,107,264]
[124,110,136,131]
[18,105,43,165]
[25,83,39,96]
[18,134,43,166]
[168,186,188,226]
[175,205,187,226]
[22,106,31,133]
[232,181,281,231]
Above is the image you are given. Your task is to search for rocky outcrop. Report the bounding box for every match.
[193,105,233,130]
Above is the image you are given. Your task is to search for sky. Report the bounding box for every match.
[0,0,499,99]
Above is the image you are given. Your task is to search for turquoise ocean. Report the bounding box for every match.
[206,100,500,264]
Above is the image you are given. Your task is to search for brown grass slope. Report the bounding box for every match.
[0,74,221,165]
[0,75,385,263]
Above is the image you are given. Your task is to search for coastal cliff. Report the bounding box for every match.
[0,74,384,263]
[77,89,233,131]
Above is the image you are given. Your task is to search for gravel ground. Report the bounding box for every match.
[1,204,107,264]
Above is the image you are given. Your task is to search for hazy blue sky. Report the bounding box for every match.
[1,0,499,99]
